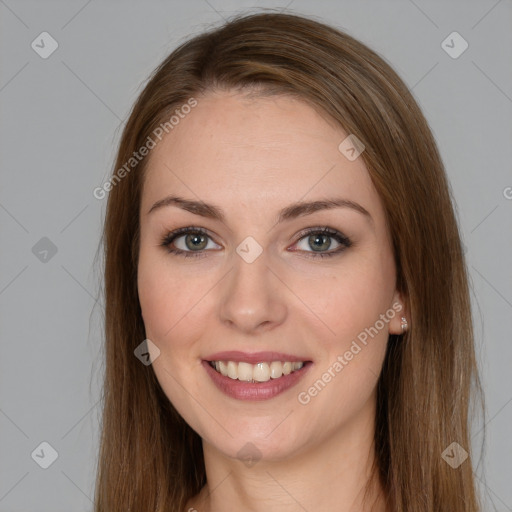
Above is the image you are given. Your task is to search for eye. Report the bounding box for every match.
[160,227,220,258]
[291,227,352,258]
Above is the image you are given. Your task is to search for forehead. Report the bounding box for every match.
[141,90,380,222]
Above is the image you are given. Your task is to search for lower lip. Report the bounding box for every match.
[202,360,313,401]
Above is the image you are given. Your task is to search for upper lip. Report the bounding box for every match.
[204,351,311,364]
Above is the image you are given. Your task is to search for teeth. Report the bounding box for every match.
[253,362,270,382]
[270,361,283,379]
[210,360,305,382]
[238,362,253,382]
[227,361,237,379]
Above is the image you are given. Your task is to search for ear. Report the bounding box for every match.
[388,289,409,335]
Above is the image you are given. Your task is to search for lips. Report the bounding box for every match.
[202,351,313,401]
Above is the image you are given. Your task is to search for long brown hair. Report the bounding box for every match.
[94,11,485,511]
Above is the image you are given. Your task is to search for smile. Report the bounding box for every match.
[209,360,305,383]
[202,358,313,401]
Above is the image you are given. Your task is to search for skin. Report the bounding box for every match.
[137,89,407,512]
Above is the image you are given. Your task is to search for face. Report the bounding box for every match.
[137,89,405,464]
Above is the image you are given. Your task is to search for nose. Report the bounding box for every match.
[219,248,287,334]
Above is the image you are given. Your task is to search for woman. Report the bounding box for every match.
[94,11,484,512]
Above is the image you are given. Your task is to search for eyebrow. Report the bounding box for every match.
[146,195,373,225]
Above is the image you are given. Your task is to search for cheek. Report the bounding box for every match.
[137,252,215,434]
[137,259,168,340]
[294,248,396,348]
[137,248,183,343]
[294,256,394,427]
[137,249,213,351]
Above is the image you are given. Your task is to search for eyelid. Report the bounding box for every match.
[293,226,351,245]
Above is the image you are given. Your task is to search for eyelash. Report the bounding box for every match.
[160,226,352,259]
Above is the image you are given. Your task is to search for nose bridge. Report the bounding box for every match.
[219,239,286,332]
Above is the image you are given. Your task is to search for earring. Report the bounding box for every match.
[400,316,408,333]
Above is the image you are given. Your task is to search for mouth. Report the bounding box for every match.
[202,352,313,401]
[208,360,307,383]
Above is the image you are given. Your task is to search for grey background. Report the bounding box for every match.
[1,0,511,510]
